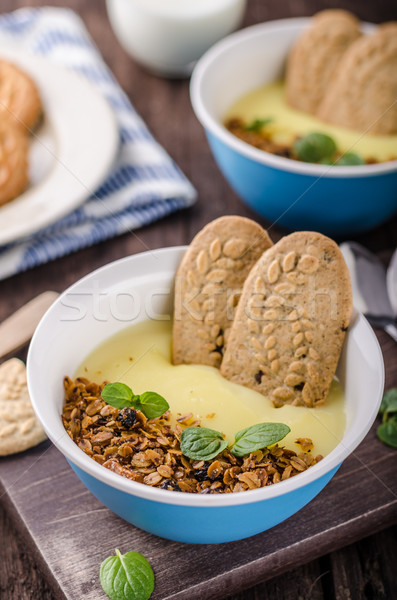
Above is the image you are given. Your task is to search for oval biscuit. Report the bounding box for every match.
[172,216,273,367]
[286,10,361,115]
[220,231,352,407]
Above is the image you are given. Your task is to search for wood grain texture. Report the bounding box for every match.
[0,502,54,600]
[0,0,396,599]
[226,526,397,600]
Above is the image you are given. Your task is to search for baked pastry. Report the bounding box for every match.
[0,358,46,456]
[317,23,397,134]
[220,232,352,407]
[0,59,42,131]
[286,10,361,115]
[172,216,273,368]
[0,117,29,207]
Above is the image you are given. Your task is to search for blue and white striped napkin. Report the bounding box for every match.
[0,7,197,280]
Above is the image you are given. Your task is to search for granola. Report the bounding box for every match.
[62,376,323,494]
[225,117,387,164]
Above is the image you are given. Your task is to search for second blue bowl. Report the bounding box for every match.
[191,18,397,236]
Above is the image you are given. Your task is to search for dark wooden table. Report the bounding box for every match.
[0,0,396,598]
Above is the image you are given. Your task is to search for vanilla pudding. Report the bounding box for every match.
[226,82,397,161]
[78,319,345,458]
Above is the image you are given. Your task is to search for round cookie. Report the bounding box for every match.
[172,216,273,368]
[0,59,42,131]
[220,232,352,408]
[317,23,397,135]
[0,117,29,207]
[285,10,361,116]
[0,358,46,456]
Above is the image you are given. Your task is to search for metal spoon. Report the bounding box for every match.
[386,248,397,318]
[340,242,397,343]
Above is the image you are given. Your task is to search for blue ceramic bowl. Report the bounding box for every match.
[27,247,384,544]
[190,18,397,236]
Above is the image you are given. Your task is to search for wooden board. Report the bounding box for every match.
[0,2,396,597]
[0,419,396,600]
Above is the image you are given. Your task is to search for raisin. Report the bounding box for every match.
[117,408,136,428]
[255,370,264,384]
[274,147,291,158]
[161,480,181,491]
[194,462,212,481]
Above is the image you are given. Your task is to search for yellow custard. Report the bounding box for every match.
[77,319,346,458]
[226,81,397,162]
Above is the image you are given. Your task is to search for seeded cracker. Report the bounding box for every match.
[0,358,46,456]
[286,10,361,116]
[317,23,397,135]
[220,232,352,407]
[172,216,273,367]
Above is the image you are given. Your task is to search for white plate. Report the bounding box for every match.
[0,47,119,246]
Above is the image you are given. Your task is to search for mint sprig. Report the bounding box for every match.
[180,427,228,461]
[377,388,397,448]
[230,422,290,457]
[102,383,169,419]
[180,422,291,461]
[101,382,136,409]
[294,132,337,163]
[334,152,365,166]
[244,117,273,132]
[100,549,154,600]
[138,391,170,419]
[379,388,397,420]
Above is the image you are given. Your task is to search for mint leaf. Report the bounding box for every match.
[377,417,397,449]
[379,388,397,418]
[102,383,134,409]
[180,426,228,461]
[244,117,273,132]
[294,132,337,163]
[138,392,169,419]
[100,549,154,600]
[102,383,169,419]
[334,152,365,166]
[231,422,290,457]
[377,389,397,448]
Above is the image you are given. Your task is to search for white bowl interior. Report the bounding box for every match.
[197,18,304,120]
[27,247,384,507]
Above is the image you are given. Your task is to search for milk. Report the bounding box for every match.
[106,0,247,76]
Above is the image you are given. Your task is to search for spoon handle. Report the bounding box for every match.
[0,291,59,359]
